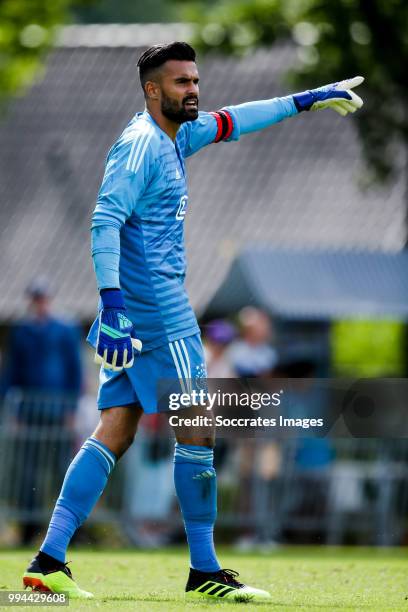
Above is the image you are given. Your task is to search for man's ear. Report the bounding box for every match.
[145,80,160,101]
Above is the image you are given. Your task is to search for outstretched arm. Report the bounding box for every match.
[182,76,364,157]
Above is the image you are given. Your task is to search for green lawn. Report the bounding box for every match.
[0,547,407,610]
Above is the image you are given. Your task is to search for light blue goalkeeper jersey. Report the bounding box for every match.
[88,98,297,352]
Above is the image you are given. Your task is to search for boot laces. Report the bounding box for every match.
[61,562,73,579]
[219,569,244,588]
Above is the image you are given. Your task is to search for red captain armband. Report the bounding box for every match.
[210,110,234,143]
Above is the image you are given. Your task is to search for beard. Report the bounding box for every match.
[161,92,199,124]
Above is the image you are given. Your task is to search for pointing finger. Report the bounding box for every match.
[336,76,364,91]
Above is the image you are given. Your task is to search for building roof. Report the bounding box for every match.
[56,23,193,47]
[0,25,405,321]
[205,248,408,321]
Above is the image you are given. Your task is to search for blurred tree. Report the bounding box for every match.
[178,0,408,194]
[332,320,404,377]
[72,0,180,23]
[0,0,90,106]
[179,0,408,372]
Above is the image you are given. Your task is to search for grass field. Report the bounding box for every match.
[0,547,407,610]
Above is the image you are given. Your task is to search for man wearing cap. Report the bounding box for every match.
[1,280,82,545]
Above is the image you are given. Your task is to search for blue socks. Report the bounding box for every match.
[41,438,219,572]
[174,444,220,573]
[41,438,116,563]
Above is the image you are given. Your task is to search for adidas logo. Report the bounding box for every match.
[194,581,237,597]
[117,313,132,330]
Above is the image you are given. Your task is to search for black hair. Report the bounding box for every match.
[137,41,196,91]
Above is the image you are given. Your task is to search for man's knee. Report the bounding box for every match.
[94,427,136,458]
[170,406,216,448]
[93,404,142,458]
[174,435,215,448]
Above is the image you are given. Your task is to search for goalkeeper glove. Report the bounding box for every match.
[94,289,142,371]
[293,76,364,116]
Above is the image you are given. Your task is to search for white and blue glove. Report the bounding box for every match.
[293,76,364,116]
[94,289,142,371]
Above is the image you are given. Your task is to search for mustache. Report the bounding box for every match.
[182,96,199,104]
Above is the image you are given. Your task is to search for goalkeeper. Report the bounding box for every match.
[23,41,364,601]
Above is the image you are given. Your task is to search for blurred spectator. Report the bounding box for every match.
[1,279,82,403]
[0,278,83,545]
[74,392,100,448]
[227,308,281,549]
[203,319,237,378]
[124,415,174,548]
[203,319,237,473]
[277,358,334,543]
[228,307,277,377]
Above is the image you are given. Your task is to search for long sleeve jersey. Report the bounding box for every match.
[87,97,297,351]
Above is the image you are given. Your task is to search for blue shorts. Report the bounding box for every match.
[97,333,207,414]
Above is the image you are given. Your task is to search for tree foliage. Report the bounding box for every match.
[0,0,90,105]
[72,0,179,24]
[180,0,408,183]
